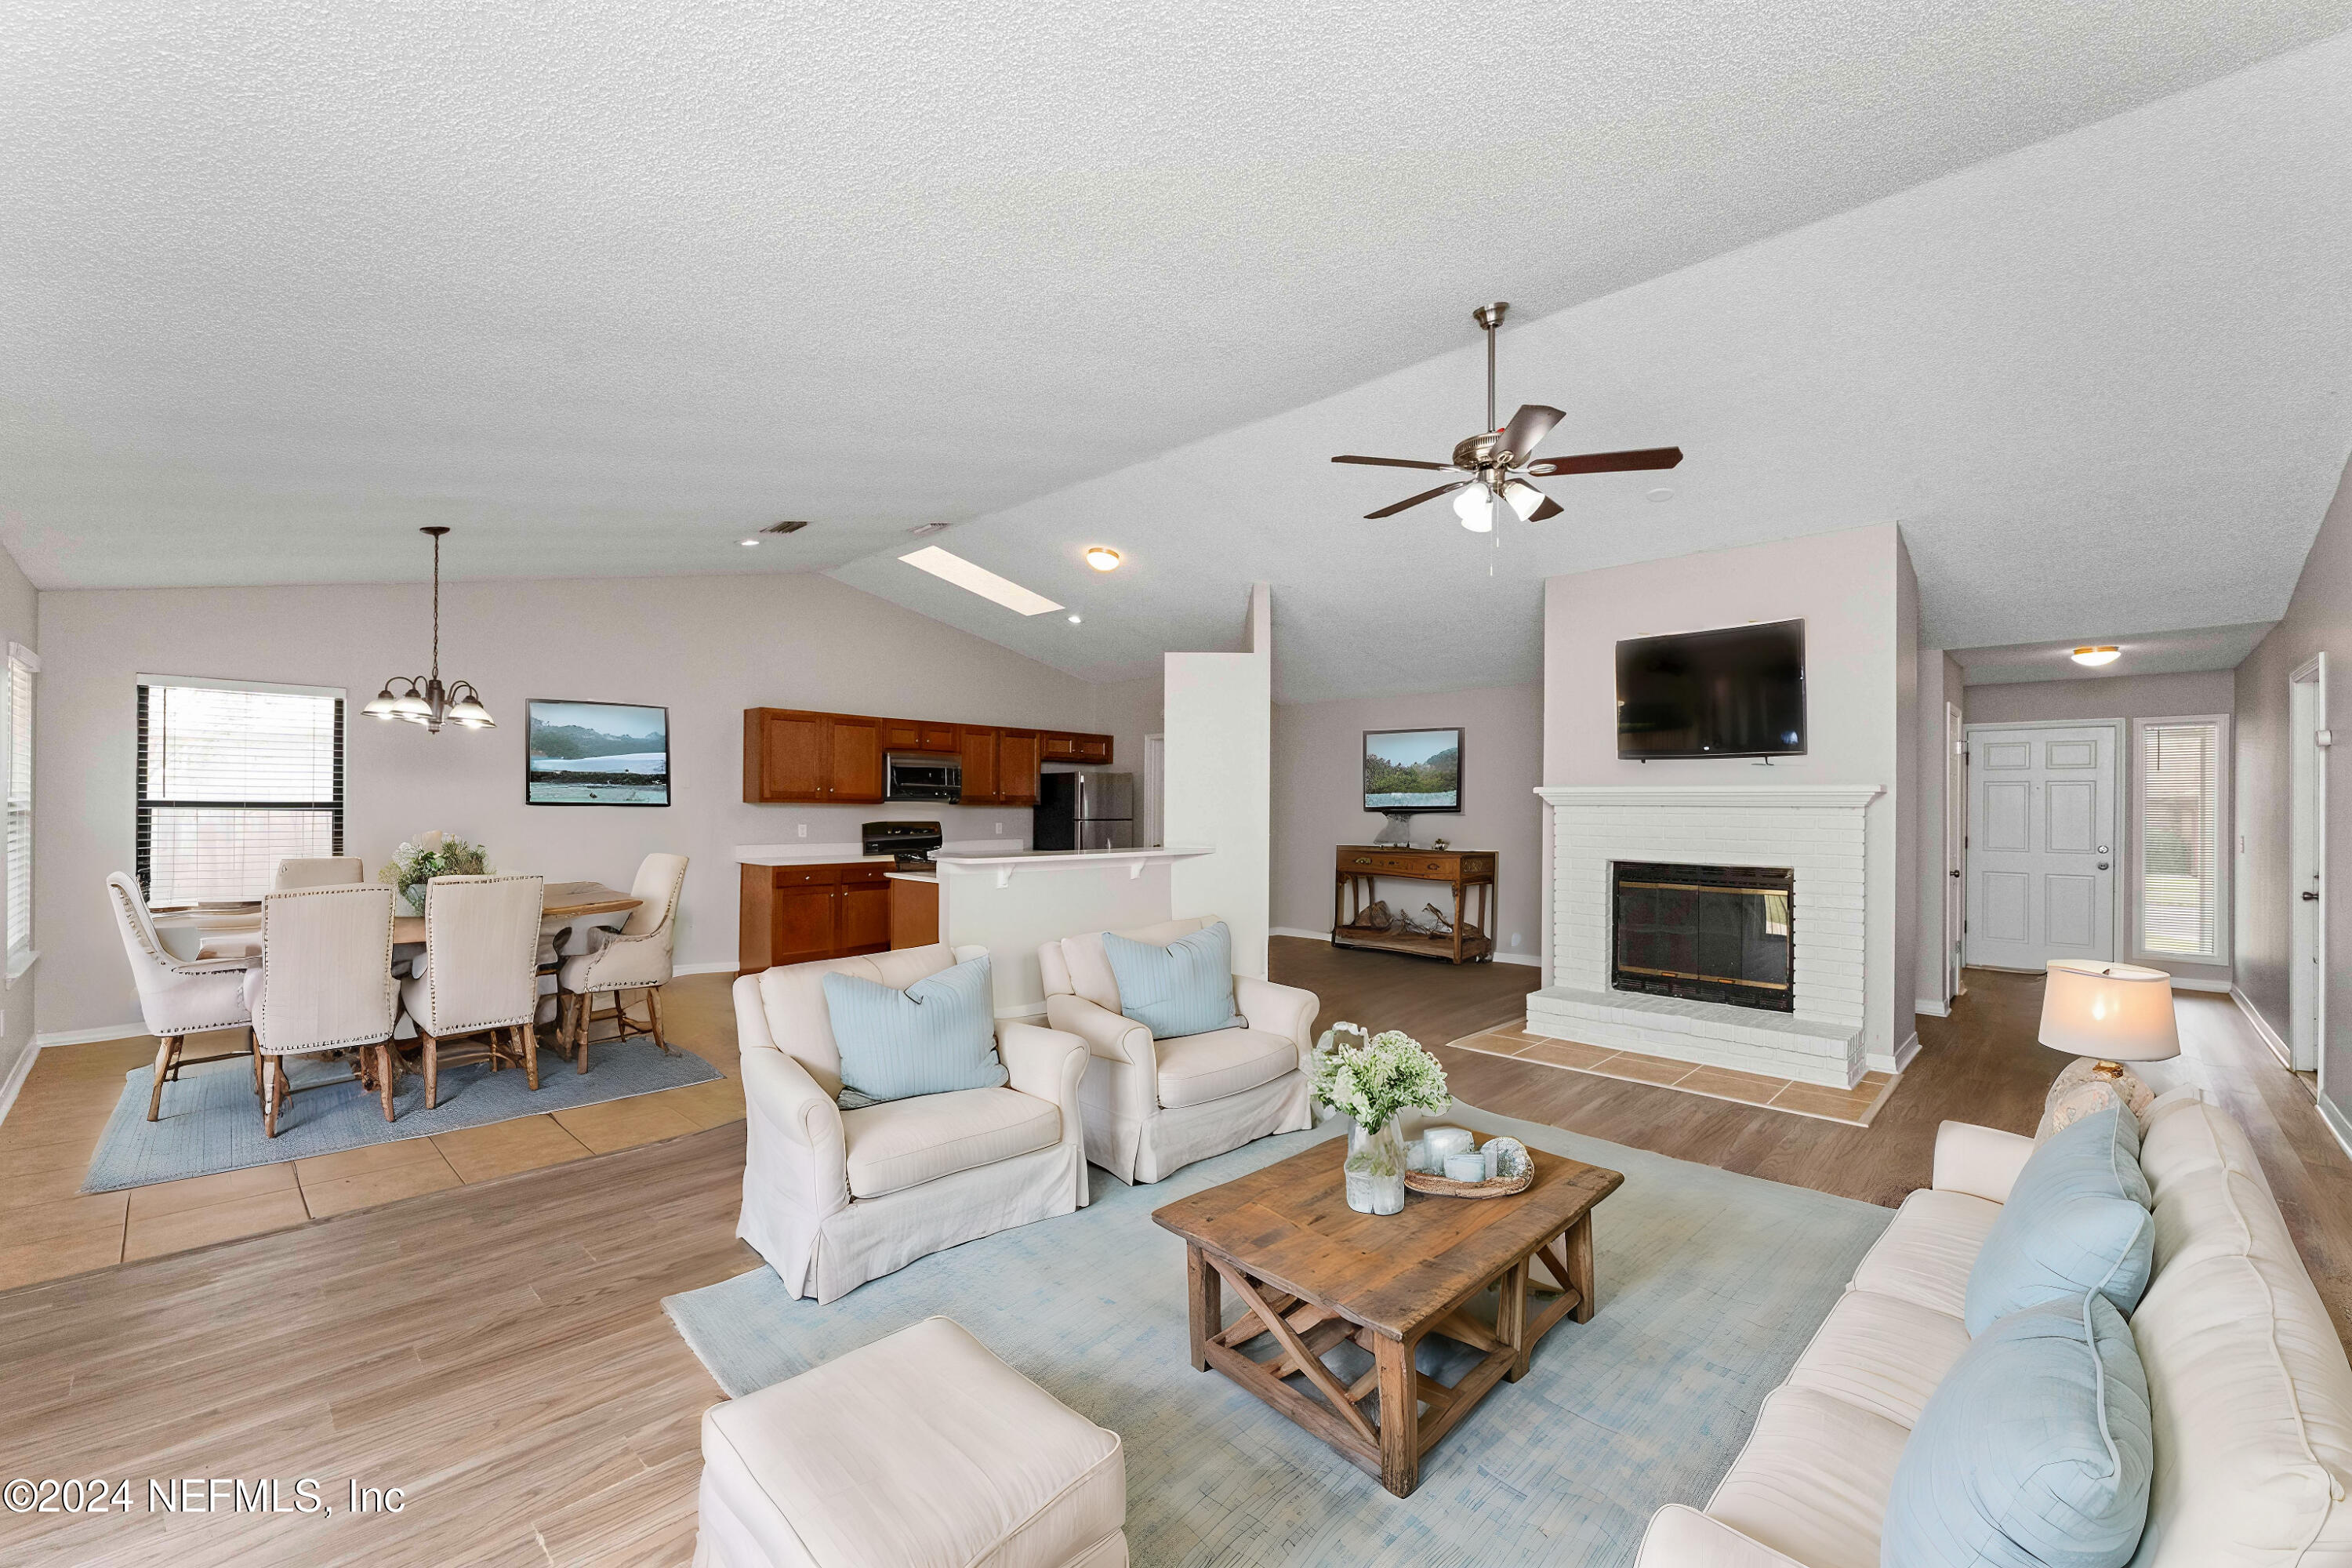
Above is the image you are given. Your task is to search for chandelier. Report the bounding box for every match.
[361,526,494,731]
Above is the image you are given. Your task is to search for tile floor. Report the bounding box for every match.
[1447,1024,1898,1126]
[0,972,746,1290]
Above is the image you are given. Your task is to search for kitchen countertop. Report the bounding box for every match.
[931,845,1212,872]
[735,837,1021,868]
[883,871,938,884]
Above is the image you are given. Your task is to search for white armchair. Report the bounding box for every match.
[400,874,546,1105]
[554,851,688,1073]
[244,884,401,1137]
[107,873,258,1121]
[1037,915,1319,1185]
[734,943,1091,1305]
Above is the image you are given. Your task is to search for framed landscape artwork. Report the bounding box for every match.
[526,699,670,807]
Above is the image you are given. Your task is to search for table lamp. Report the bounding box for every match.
[2038,960,2179,1130]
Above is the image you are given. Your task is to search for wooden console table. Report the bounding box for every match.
[1332,846,1496,964]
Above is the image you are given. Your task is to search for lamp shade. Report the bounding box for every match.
[2038,960,2180,1062]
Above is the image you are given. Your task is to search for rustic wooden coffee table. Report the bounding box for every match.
[1152,1128,1622,1497]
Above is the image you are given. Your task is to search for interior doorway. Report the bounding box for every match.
[2289,655,2328,1076]
[1945,701,1966,1002]
[1965,720,2123,971]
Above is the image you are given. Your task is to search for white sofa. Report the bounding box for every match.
[734,944,1092,1305]
[1637,1088,2352,1567]
[1037,916,1319,1185]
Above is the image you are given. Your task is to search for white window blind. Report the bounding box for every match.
[5,644,35,976]
[2140,719,2222,960]
[136,677,344,905]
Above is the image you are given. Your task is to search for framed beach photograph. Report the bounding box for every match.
[526,699,670,807]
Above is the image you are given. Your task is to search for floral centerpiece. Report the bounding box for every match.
[377,830,490,913]
[1309,1023,1451,1214]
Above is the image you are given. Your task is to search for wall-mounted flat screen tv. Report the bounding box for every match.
[1364,728,1463,813]
[1616,619,1806,759]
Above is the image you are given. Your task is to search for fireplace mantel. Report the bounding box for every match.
[1534,785,1883,811]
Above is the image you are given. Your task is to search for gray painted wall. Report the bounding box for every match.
[1965,669,2235,723]
[1270,682,1544,962]
[2236,452,2352,1103]
[38,572,1149,1036]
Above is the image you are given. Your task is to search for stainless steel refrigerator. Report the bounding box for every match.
[1035,771,1136,851]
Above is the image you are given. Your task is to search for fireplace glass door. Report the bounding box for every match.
[1611,862,1795,1012]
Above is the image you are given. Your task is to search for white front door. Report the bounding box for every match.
[2289,658,2327,1073]
[1966,724,2119,971]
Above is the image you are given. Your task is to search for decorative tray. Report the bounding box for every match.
[1402,1168,1532,1200]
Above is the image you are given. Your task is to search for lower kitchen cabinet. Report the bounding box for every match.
[739,862,895,973]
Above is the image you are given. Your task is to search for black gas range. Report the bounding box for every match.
[862,820,943,871]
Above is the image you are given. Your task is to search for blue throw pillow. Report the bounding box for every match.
[1963,1102,2152,1336]
[821,954,1007,1109]
[1882,1293,2153,1568]
[1100,921,1245,1039]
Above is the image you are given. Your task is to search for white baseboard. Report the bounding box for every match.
[1893,1031,1922,1072]
[0,1036,42,1133]
[2230,986,2294,1071]
[2320,1093,2352,1167]
[34,1021,147,1050]
[675,960,742,978]
[2169,976,2233,993]
[1915,997,1951,1018]
[1269,925,1541,966]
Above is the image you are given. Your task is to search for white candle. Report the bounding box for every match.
[1444,1152,1488,1183]
[1424,1127,1474,1161]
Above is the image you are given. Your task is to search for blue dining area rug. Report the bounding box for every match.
[81,1039,722,1193]
[662,1102,1892,1568]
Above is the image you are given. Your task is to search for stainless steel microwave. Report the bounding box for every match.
[885,753,963,802]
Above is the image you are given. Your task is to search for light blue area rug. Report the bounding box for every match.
[82,1039,722,1193]
[663,1103,1892,1567]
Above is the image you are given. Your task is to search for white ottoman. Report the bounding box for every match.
[694,1316,1128,1568]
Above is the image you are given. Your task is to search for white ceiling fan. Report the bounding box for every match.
[1332,301,1683,531]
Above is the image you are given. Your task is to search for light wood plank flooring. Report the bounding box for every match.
[1,944,2344,1564]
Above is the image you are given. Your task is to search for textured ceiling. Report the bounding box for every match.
[1951,622,2278,685]
[837,30,2352,699]
[4,2,2350,637]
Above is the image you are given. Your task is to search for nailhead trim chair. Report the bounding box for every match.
[270,856,366,891]
[554,852,688,1073]
[107,872,258,1121]
[243,884,401,1137]
[400,874,546,1106]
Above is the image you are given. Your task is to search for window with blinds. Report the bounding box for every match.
[136,677,345,906]
[2139,718,2223,960]
[5,644,36,977]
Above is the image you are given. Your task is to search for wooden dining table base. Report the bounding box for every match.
[1184,1211,1596,1497]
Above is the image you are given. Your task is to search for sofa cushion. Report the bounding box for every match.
[1882,1293,2153,1568]
[1153,1026,1298,1109]
[1849,1189,2003,1318]
[822,953,1007,1109]
[699,1315,1125,1568]
[1706,1385,1909,1568]
[841,1087,1061,1199]
[1101,920,1243,1040]
[1964,1103,2152,1335]
[2129,1094,2352,1565]
[1786,1289,1972,1429]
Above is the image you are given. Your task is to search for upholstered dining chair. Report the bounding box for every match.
[107,873,259,1121]
[554,852,688,1074]
[401,874,546,1107]
[243,884,401,1137]
[272,856,365,891]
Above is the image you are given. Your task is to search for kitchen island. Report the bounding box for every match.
[928,846,1214,1017]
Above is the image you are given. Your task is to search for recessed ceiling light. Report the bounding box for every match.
[739,538,760,547]
[1646,488,1675,503]
[1083,546,1121,572]
[898,546,1064,616]
[2071,645,2122,666]
[1068,614,1083,624]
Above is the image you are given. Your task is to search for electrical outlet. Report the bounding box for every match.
[1511,933,1522,949]
[996,822,1003,833]
[797,823,808,839]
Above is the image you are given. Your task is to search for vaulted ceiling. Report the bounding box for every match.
[5,4,2350,701]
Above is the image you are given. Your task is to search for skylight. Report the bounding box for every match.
[898,546,1063,616]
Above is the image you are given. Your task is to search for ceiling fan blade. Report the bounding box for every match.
[1364,481,1469,520]
[1497,405,1564,463]
[1333,454,1452,470]
[1526,445,1683,477]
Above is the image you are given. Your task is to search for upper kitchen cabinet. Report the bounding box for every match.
[879,717,960,753]
[957,725,1001,804]
[743,709,888,804]
[1040,731,1114,764]
[998,728,1041,806]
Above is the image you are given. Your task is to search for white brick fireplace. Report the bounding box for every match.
[1528,785,1885,1088]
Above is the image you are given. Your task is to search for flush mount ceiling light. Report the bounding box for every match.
[898,546,1064,615]
[2071,645,2122,666]
[1068,614,1083,624]
[362,527,493,733]
[1083,546,1122,572]
[739,538,760,547]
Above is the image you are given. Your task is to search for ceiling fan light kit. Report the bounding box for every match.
[1333,299,1683,532]
[363,526,494,734]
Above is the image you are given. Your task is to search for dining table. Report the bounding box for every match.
[152,880,644,963]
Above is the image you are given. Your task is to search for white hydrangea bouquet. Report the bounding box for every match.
[1311,1022,1452,1210]
[377,829,490,913]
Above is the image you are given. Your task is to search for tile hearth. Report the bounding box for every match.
[1450,1025,1898,1127]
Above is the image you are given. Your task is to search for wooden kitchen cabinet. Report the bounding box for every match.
[998,728,1041,805]
[739,862,894,973]
[888,877,940,949]
[742,710,887,804]
[880,718,960,753]
[1040,731,1114,764]
[958,725,1001,804]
